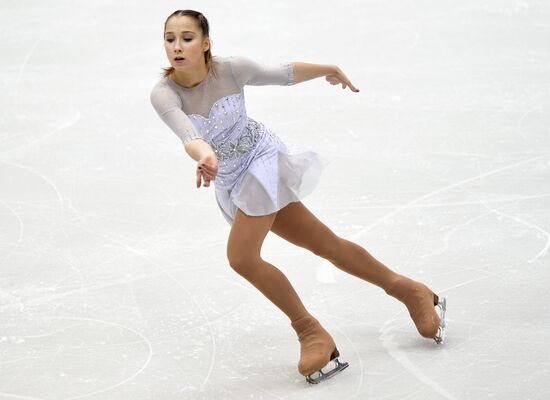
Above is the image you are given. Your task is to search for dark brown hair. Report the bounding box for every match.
[160,10,217,79]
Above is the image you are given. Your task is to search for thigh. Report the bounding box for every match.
[269,201,340,257]
[227,208,278,265]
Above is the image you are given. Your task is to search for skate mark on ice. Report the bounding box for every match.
[377,276,493,397]
[332,324,364,395]
[11,33,42,110]
[46,316,153,399]
[316,152,550,283]
[130,249,218,391]
[478,192,550,263]
[0,160,65,207]
[422,185,550,263]
[0,200,24,270]
[0,160,65,273]
[80,229,219,392]
[379,314,458,400]
[1,110,81,157]
[0,391,46,400]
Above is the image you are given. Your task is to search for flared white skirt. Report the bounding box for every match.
[214,129,329,226]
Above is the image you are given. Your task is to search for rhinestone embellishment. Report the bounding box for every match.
[211,119,262,161]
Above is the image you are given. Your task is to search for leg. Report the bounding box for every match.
[270,201,443,340]
[228,207,348,381]
[226,207,309,322]
[270,201,401,291]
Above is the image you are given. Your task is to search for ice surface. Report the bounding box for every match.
[1,0,549,399]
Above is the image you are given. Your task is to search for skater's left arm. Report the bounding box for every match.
[291,62,360,92]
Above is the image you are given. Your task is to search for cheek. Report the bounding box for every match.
[189,41,202,52]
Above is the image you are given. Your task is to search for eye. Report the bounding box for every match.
[165,38,193,43]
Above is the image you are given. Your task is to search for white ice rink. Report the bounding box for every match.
[1,0,549,398]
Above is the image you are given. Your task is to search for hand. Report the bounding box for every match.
[325,66,360,92]
[196,152,218,189]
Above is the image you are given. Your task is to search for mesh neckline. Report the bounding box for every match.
[166,56,219,91]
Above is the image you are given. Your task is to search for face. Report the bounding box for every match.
[164,16,210,72]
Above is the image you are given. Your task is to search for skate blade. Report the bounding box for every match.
[433,296,447,344]
[305,358,349,384]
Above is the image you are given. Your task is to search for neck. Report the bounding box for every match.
[171,61,209,88]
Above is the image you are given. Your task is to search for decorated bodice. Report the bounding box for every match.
[150,54,294,162]
[186,91,262,162]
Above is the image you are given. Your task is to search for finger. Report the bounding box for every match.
[205,167,217,176]
[200,164,216,174]
[206,166,218,177]
[347,81,359,92]
[203,170,212,181]
[201,169,215,179]
[201,160,216,169]
[198,162,209,170]
[198,167,211,178]
[196,172,201,188]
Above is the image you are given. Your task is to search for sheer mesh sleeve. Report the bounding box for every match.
[229,55,294,88]
[150,83,203,146]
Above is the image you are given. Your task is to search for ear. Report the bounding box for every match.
[203,38,210,52]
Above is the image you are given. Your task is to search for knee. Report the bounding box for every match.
[227,252,260,279]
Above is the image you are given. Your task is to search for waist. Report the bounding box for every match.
[211,118,264,162]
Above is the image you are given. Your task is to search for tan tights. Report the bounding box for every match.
[227,201,403,323]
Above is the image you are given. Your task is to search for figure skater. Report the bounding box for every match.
[150,9,446,384]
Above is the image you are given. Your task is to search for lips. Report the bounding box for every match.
[174,57,185,61]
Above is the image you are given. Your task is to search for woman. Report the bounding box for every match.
[150,9,446,384]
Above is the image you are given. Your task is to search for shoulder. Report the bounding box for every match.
[221,55,257,79]
[214,54,254,69]
[223,54,251,67]
[150,77,175,97]
[211,54,239,72]
[212,54,235,65]
[149,77,181,111]
[150,77,181,100]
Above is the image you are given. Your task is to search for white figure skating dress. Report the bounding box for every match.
[150,55,330,226]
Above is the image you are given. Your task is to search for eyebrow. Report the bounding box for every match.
[164,31,195,35]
